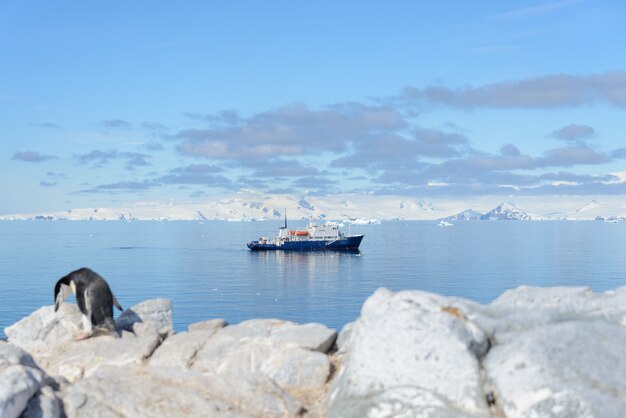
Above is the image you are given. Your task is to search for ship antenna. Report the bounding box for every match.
[284,208,287,229]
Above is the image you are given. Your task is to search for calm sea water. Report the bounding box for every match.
[1,220,626,337]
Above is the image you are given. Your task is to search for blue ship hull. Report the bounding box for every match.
[247,235,364,251]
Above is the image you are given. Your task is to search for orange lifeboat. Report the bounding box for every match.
[289,230,309,236]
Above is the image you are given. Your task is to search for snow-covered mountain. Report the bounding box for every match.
[440,203,535,221]
[0,194,443,222]
[480,202,534,221]
[3,195,625,222]
[442,209,483,221]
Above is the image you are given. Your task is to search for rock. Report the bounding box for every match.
[188,318,227,333]
[149,330,219,369]
[62,364,303,418]
[327,288,492,418]
[0,342,49,418]
[152,318,335,410]
[218,319,337,353]
[486,320,626,417]
[335,322,353,353]
[39,322,160,382]
[4,304,162,382]
[20,386,62,418]
[116,298,174,337]
[269,322,337,353]
[475,286,626,343]
[4,304,81,354]
[192,332,331,395]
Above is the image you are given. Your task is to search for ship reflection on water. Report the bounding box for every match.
[247,249,362,284]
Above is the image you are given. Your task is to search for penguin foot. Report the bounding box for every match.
[74,331,93,341]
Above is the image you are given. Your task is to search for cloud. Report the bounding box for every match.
[249,159,321,178]
[75,149,151,169]
[12,150,58,162]
[331,128,471,169]
[46,171,67,178]
[372,144,615,192]
[184,110,241,125]
[539,146,610,167]
[611,148,626,159]
[157,164,232,187]
[140,140,165,152]
[292,176,337,190]
[29,122,61,129]
[141,121,169,131]
[77,180,157,193]
[76,150,119,165]
[39,181,57,187]
[500,144,521,156]
[399,71,626,109]
[551,124,595,142]
[173,103,405,163]
[125,154,151,170]
[100,119,131,129]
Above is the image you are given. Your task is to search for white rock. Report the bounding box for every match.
[4,304,81,354]
[62,365,303,418]
[6,308,159,382]
[327,288,491,418]
[218,319,336,353]
[192,332,332,396]
[116,298,174,337]
[20,386,62,418]
[187,318,227,333]
[149,330,219,369]
[485,320,626,417]
[269,322,337,353]
[40,322,160,382]
[0,342,47,418]
[478,286,626,340]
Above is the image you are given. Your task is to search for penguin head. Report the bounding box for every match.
[54,277,75,312]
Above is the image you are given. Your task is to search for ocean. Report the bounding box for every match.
[2,220,626,336]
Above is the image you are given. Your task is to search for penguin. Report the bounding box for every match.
[54,267,123,340]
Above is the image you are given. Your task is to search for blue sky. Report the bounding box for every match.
[2,1,626,213]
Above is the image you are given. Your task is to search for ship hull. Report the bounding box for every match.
[247,235,364,251]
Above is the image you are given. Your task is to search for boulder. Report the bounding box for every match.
[62,364,303,418]
[187,318,228,333]
[149,329,220,369]
[4,302,166,382]
[192,332,331,395]
[20,385,62,418]
[486,320,626,417]
[153,318,336,407]
[0,341,54,418]
[116,298,174,337]
[4,304,81,354]
[217,319,337,354]
[327,288,492,418]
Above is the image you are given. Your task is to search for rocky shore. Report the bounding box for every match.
[2,285,626,418]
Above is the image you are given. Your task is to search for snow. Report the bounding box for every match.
[1,194,625,222]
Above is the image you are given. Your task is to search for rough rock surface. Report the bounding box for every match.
[0,342,56,418]
[3,286,626,418]
[328,286,626,418]
[327,288,492,418]
[62,365,303,418]
[116,298,174,337]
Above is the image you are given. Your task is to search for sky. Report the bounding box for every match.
[1,1,626,214]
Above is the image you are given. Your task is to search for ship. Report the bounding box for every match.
[247,215,364,251]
